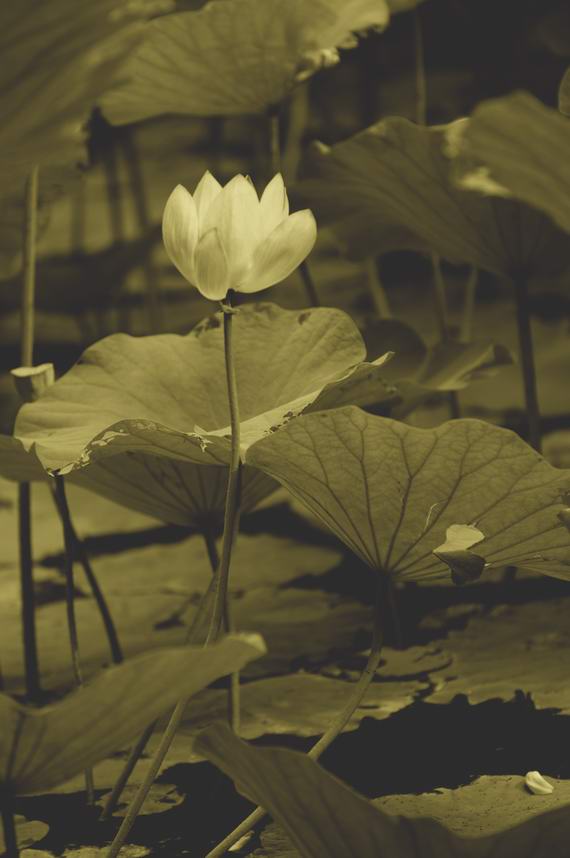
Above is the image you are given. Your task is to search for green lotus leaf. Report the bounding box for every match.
[0,0,165,274]
[448,91,570,239]
[13,303,393,475]
[0,634,264,795]
[100,0,390,123]
[295,116,570,277]
[196,723,570,858]
[246,406,570,582]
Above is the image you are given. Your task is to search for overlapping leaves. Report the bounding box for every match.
[196,723,570,858]
[13,303,394,475]
[295,115,570,277]
[0,635,264,795]
[246,406,570,582]
[101,0,390,123]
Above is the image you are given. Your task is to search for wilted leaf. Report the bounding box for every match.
[427,598,570,712]
[296,116,570,277]
[14,303,393,475]
[196,723,570,858]
[0,634,264,794]
[101,0,390,123]
[246,406,570,582]
[449,92,570,237]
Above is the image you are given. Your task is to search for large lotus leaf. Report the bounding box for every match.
[0,634,264,795]
[295,117,570,278]
[0,434,277,527]
[245,406,570,582]
[196,723,570,858]
[0,0,165,274]
[100,0,389,123]
[14,303,393,475]
[450,92,570,236]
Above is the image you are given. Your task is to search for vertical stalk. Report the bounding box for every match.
[19,165,40,703]
[513,272,541,452]
[105,301,243,854]
[1,794,18,858]
[49,484,123,665]
[54,476,94,804]
[121,128,163,333]
[204,572,387,858]
[365,257,392,319]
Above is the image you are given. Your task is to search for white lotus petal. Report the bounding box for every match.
[259,173,289,238]
[525,771,554,795]
[194,227,230,300]
[193,170,223,226]
[162,184,199,285]
[202,174,261,281]
[238,209,317,293]
[434,524,485,554]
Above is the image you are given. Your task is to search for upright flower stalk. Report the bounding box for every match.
[105,173,316,856]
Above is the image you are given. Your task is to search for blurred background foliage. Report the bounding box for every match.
[1,0,569,437]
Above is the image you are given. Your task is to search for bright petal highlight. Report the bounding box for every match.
[162,171,317,301]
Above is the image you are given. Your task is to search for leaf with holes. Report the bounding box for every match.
[0,634,264,795]
[246,406,570,583]
[101,0,389,123]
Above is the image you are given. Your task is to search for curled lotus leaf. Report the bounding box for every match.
[13,303,394,476]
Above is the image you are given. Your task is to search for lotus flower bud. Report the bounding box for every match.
[162,171,317,301]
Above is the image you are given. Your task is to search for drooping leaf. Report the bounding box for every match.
[246,406,570,582]
[295,116,570,277]
[0,0,167,274]
[448,91,570,237]
[101,0,390,123]
[196,723,570,858]
[14,303,393,475]
[0,634,264,795]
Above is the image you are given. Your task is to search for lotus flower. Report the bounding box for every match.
[162,171,317,300]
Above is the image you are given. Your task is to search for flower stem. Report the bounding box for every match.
[49,484,123,665]
[459,267,478,343]
[203,572,386,858]
[365,257,392,319]
[19,165,40,703]
[101,526,222,822]
[1,793,18,858]
[513,272,541,452]
[54,475,94,804]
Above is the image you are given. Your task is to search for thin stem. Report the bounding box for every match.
[365,257,392,319]
[1,794,19,858]
[513,273,541,452]
[106,299,243,856]
[54,476,94,804]
[19,166,40,703]
[121,128,162,333]
[102,527,221,821]
[204,573,386,858]
[431,252,449,342]
[18,483,40,702]
[207,294,242,643]
[203,529,240,732]
[459,267,478,343]
[21,166,39,367]
[298,260,320,307]
[49,484,123,665]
